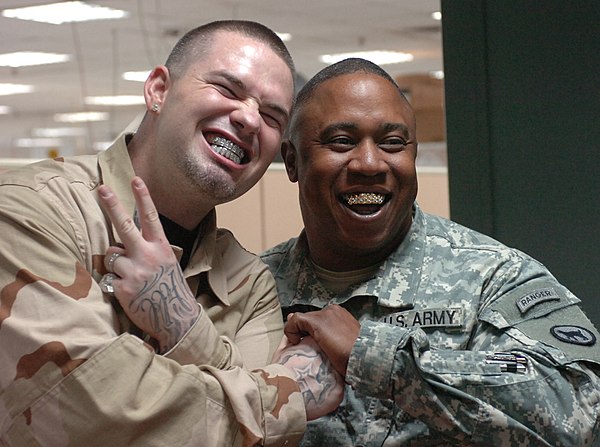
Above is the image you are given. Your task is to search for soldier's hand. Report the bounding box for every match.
[284,304,360,376]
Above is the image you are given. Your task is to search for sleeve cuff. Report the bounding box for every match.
[164,304,237,367]
[255,364,307,447]
[346,320,403,399]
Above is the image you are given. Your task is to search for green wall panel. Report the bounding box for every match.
[442,0,600,325]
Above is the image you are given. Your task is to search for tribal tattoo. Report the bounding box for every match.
[129,264,197,352]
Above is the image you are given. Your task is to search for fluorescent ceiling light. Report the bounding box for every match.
[32,127,86,137]
[429,70,445,79]
[85,95,145,106]
[15,138,63,148]
[0,83,34,96]
[276,32,292,42]
[319,50,414,66]
[432,11,442,21]
[123,71,151,82]
[2,1,128,25]
[54,112,108,123]
[0,51,70,68]
[0,105,12,114]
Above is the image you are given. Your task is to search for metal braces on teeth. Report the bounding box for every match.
[346,193,385,205]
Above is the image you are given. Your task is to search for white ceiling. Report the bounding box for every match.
[0,0,443,159]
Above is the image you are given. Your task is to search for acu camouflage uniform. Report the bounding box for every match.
[0,134,306,446]
[261,204,600,446]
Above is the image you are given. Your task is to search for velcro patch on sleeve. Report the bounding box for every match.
[516,287,560,313]
[514,304,600,364]
[483,281,578,328]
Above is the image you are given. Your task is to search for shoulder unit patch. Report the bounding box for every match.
[550,325,596,346]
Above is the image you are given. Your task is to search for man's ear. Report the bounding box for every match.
[144,65,170,111]
[281,140,298,183]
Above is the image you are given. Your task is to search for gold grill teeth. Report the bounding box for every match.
[346,193,385,205]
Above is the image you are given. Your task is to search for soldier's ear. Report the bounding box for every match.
[281,140,298,183]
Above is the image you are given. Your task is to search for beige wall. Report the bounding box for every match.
[217,163,449,254]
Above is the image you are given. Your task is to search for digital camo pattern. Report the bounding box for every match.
[262,204,600,446]
[0,135,305,446]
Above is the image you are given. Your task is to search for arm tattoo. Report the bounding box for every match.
[278,344,339,407]
[129,264,196,352]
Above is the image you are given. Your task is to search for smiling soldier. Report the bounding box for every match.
[261,58,600,447]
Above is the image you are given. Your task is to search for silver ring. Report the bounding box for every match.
[107,252,121,273]
[99,273,118,295]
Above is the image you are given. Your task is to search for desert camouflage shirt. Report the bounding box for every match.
[261,205,600,446]
[0,134,306,446]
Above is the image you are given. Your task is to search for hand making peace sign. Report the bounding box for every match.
[98,177,200,353]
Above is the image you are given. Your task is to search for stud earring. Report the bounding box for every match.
[151,103,160,112]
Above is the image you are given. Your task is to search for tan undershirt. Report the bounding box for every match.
[310,259,381,294]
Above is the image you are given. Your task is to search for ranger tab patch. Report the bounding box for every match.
[516,287,560,313]
[381,307,463,329]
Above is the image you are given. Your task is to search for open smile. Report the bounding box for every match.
[340,192,389,215]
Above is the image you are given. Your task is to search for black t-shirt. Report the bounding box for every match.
[159,214,201,270]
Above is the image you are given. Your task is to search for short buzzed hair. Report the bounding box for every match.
[288,58,408,137]
[165,20,295,79]
[293,58,403,112]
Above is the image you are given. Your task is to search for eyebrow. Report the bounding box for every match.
[381,122,411,136]
[211,70,290,123]
[319,122,358,138]
[320,121,411,138]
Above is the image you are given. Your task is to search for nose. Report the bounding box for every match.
[231,101,261,136]
[347,140,387,176]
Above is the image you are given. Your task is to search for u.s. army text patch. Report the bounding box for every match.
[380,308,463,329]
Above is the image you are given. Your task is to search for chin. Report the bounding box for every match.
[337,232,385,250]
